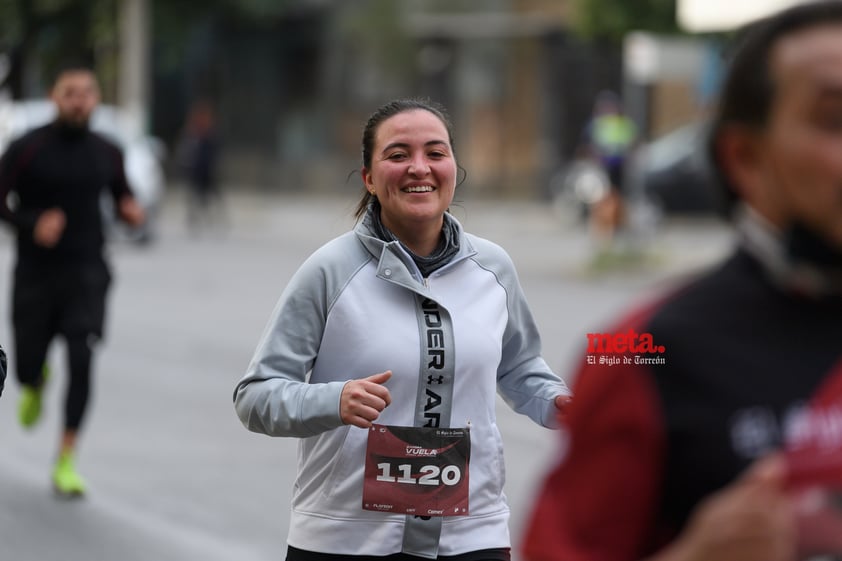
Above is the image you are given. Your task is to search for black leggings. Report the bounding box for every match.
[64,335,94,430]
[16,334,95,431]
[13,262,110,431]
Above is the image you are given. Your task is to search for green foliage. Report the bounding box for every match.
[572,0,681,42]
[225,0,295,19]
[336,0,414,79]
[151,0,301,72]
[0,0,302,93]
[0,0,122,97]
[0,0,87,47]
[0,0,23,47]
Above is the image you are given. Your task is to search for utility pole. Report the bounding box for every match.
[118,0,149,136]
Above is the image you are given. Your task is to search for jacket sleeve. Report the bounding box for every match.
[521,357,666,561]
[233,251,347,438]
[474,239,570,428]
[102,138,135,204]
[0,136,42,235]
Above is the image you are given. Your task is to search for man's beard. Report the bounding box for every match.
[58,111,90,129]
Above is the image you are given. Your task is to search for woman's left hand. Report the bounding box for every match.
[554,395,572,420]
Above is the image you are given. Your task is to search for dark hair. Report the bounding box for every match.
[708,0,842,215]
[51,59,97,88]
[354,98,455,219]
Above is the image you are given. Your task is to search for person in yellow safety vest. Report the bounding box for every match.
[581,90,638,250]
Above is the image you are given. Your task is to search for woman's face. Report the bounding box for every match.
[362,109,457,239]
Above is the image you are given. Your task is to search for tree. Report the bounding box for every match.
[571,0,681,42]
[0,0,299,99]
[0,0,119,99]
[151,0,299,71]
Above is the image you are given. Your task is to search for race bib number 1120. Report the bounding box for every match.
[362,424,470,517]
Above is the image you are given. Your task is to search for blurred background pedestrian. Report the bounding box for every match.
[579,89,639,263]
[177,99,224,234]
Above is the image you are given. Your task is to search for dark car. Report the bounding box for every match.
[632,121,721,216]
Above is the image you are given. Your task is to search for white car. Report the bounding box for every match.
[0,99,166,243]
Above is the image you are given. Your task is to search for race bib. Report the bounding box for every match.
[362,424,470,517]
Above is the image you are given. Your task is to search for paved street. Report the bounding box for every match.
[0,188,733,560]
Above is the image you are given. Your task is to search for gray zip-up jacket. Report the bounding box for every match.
[234,214,569,557]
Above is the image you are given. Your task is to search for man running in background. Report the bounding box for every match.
[0,64,145,497]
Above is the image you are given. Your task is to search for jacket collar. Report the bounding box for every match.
[737,205,842,299]
[354,213,477,290]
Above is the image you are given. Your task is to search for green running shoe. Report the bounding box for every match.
[18,385,43,428]
[18,363,50,428]
[52,453,86,498]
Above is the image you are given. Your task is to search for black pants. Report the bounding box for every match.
[12,261,111,430]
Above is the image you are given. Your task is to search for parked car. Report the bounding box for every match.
[0,99,166,243]
[631,120,720,216]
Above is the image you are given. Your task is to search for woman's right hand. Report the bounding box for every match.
[340,371,393,429]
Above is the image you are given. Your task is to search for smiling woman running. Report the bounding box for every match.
[234,98,571,561]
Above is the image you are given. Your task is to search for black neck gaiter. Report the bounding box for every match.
[364,199,460,277]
